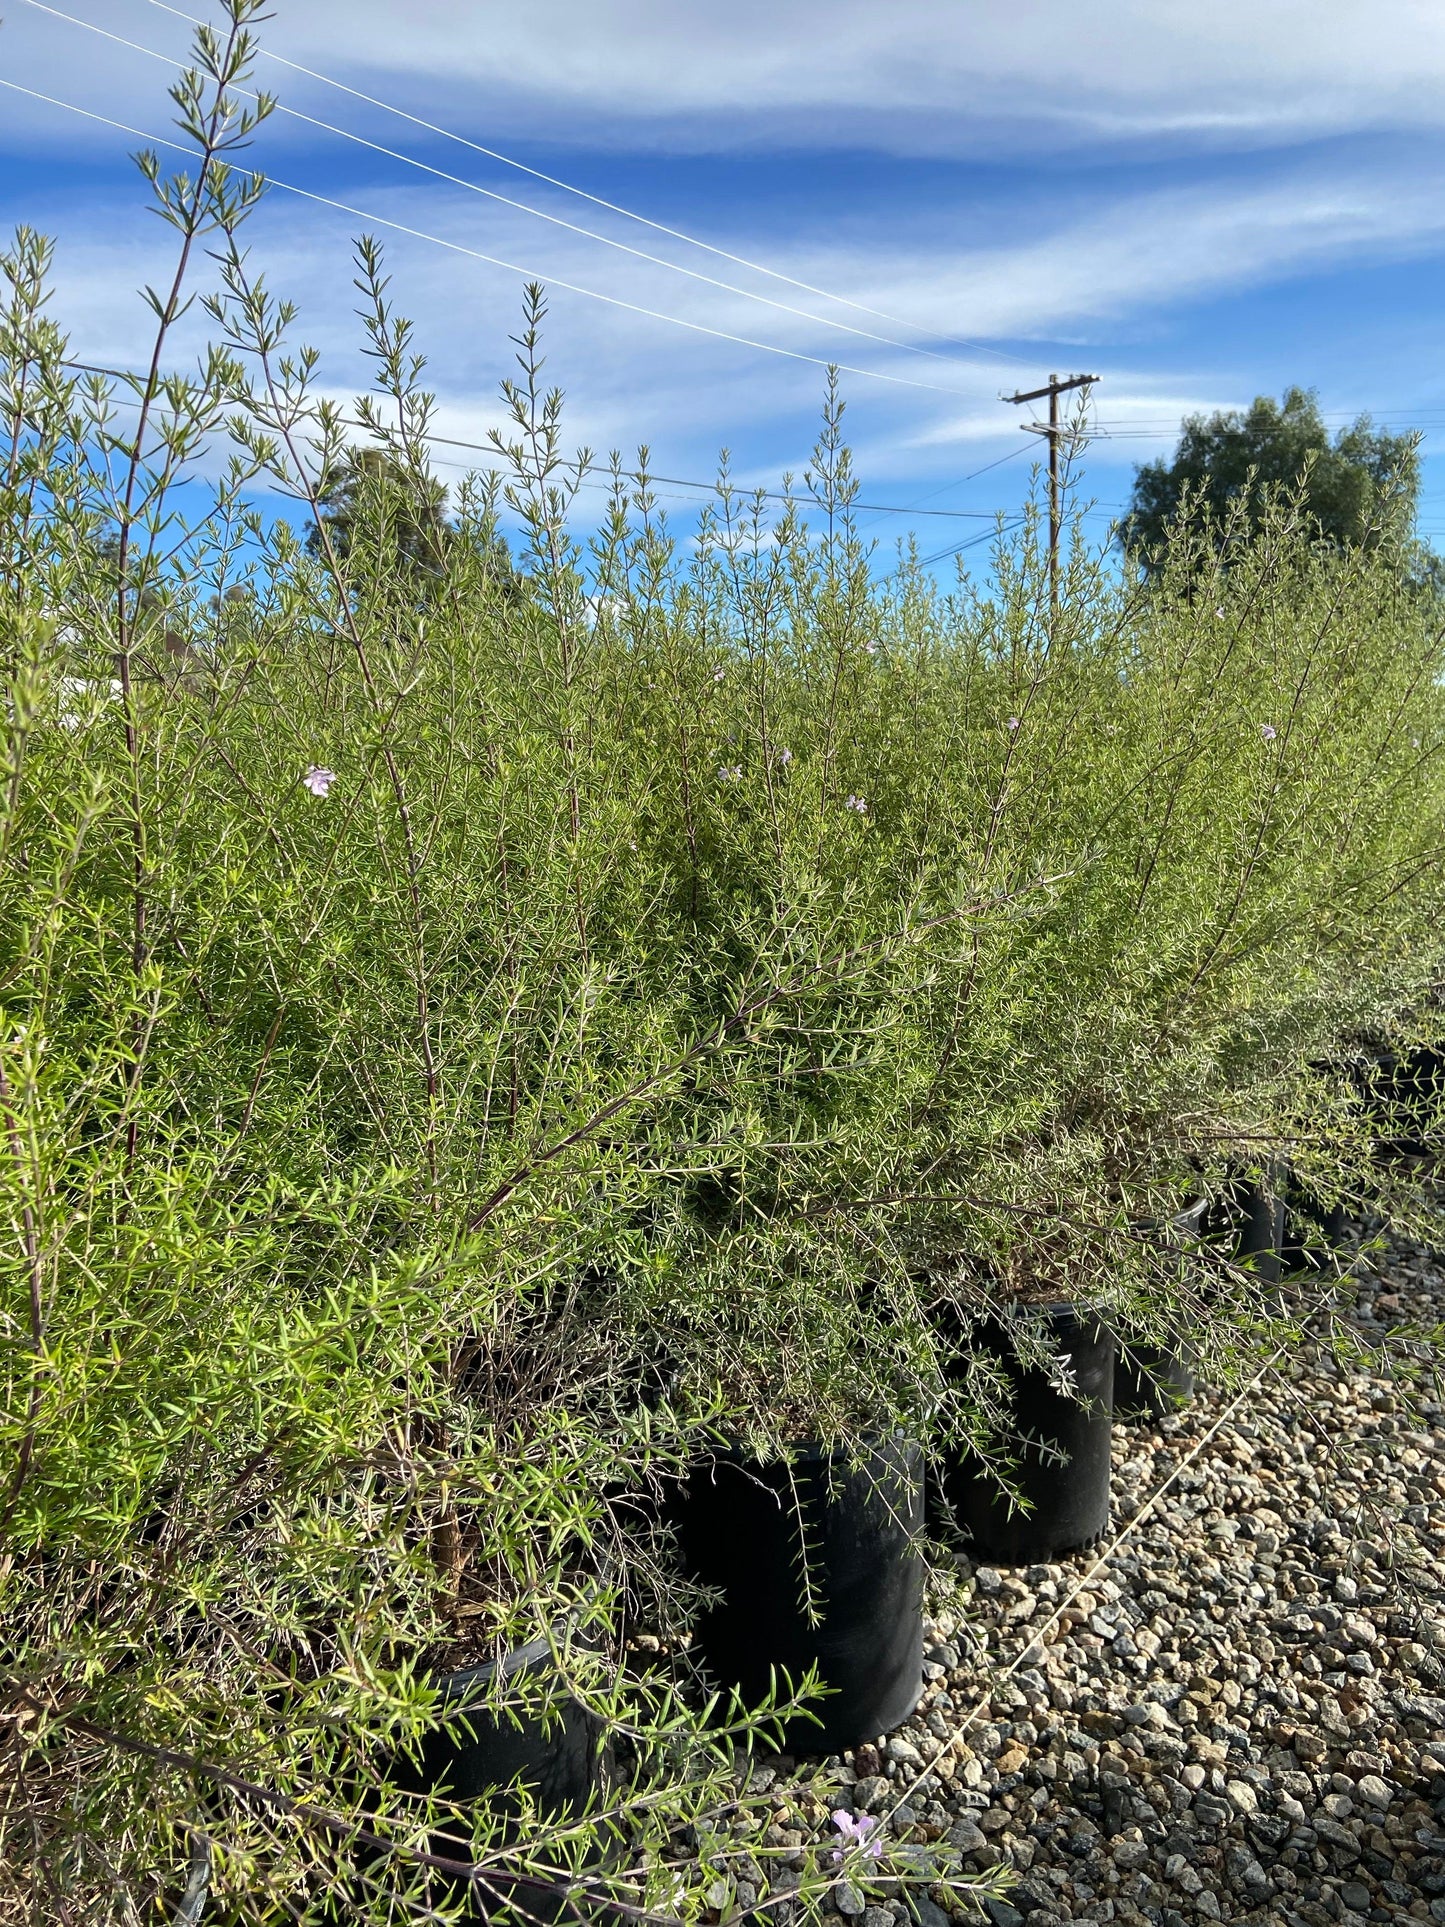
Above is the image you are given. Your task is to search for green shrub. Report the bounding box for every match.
[3,12,1444,1918]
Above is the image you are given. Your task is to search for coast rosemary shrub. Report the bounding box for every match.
[3,10,1445,1918]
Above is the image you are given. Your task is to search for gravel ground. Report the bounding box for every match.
[731,1226,1445,1927]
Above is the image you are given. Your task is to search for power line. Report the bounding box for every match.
[854,441,1035,535]
[0,75,988,402]
[406,430,1008,515]
[20,0,1003,379]
[56,357,1012,519]
[51,361,1039,567]
[919,516,1025,568]
[138,0,1038,372]
[49,356,1041,562]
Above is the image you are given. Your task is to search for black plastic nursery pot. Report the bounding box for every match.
[1232,1176,1287,1283]
[1113,1341,1195,1422]
[1353,1044,1444,1161]
[392,1635,604,1811]
[938,1305,1115,1564]
[1203,1169,1287,1285]
[1114,1200,1206,1422]
[1280,1177,1351,1273]
[672,1435,924,1754]
[373,1631,607,1920]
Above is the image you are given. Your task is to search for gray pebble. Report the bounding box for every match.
[981,1902,1024,1927]
[907,1898,950,1927]
[669,1233,1445,1927]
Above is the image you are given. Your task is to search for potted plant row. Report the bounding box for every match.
[389,1112,1408,1840]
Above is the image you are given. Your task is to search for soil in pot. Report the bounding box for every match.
[670,1434,923,1754]
[936,1305,1115,1564]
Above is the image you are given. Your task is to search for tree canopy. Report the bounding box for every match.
[306,446,525,602]
[1122,386,1420,570]
[305,445,451,575]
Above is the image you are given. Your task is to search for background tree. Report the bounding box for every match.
[306,445,525,603]
[1122,386,1421,571]
[305,444,449,574]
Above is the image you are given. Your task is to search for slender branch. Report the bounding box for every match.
[0,1053,43,1539]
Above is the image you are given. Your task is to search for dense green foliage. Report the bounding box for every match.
[306,445,524,603]
[1123,384,1422,572]
[2,11,1445,1922]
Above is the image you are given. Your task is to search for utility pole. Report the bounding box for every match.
[1004,372,1099,628]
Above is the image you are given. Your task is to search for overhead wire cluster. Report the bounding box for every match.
[0,0,1079,553]
[57,356,1029,526]
[12,1,1436,559]
[8,0,1032,394]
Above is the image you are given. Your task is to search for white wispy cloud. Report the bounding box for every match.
[7,0,1445,161]
[18,147,1445,490]
[11,0,1445,552]
[121,0,1445,153]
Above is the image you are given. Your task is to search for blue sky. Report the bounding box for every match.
[5,0,1445,572]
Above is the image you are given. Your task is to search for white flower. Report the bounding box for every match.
[303,765,337,797]
[1260,723,1277,743]
[865,639,879,655]
[1215,606,1226,619]
[1006,716,1020,731]
[844,794,868,814]
[779,747,794,766]
[713,666,726,682]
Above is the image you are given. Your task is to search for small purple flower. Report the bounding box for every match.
[1260,723,1277,743]
[779,747,794,766]
[303,765,337,797]
[713,666,726,682]
[830,1810,882,1863]
[1006,716,1020,731]
[844,794,868,814]
[865,639,879,655]
[718,764,742,782]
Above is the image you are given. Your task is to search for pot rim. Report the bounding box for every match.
[967,1299,1113,1325]
[430,1589,609,1698]
[689,1428,922,1469]
[433,1629,568,1700]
